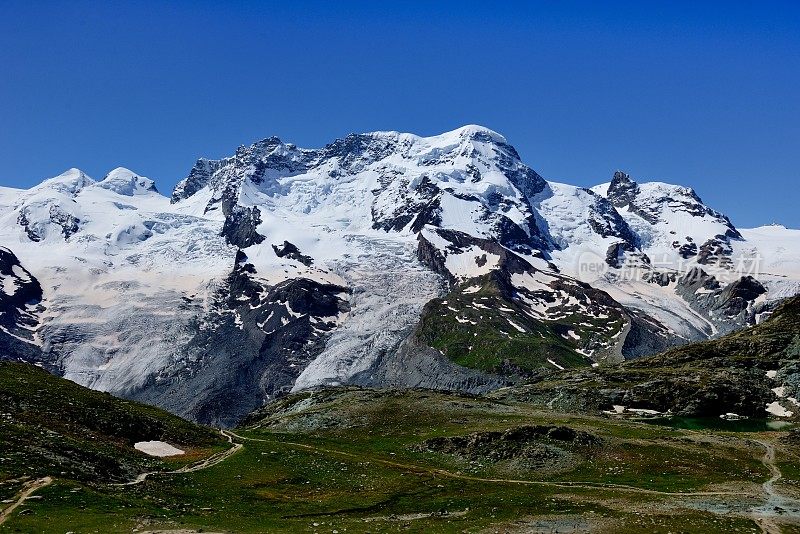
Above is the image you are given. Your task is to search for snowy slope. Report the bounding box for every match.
[591,171,740,275]
[0,168,235,399]
[0,126,798,424]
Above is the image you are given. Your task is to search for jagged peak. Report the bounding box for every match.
[236,136,286,157]
[170,124,538,208]
[608,171,701,201]
[611,170,634,185]
[607,171,701,202]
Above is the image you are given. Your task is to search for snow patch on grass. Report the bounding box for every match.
[134,441,185,457]
[766,401,793,418]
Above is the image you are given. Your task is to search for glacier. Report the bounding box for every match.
[1,125,799,425]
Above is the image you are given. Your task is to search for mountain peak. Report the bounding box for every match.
[607,170,639,208]
[453,123,505,139]
[102,167,139,180]
[426,124,508,146]
[611,170,634,185]
[98,167,158,196]
[38,168,95,196]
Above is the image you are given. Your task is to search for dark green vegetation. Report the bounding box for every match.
[645,416,793,432]
[2,297,800,532]
[418,272,625,374]
[500,295,800,419]
[2,383,797,533]
[0,362,226,491]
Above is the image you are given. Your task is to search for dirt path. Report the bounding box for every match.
[750,439,799,534]
[225,430,755,498]
[0,477,52,526]
[117,430,243,486]
[6,430,790,531]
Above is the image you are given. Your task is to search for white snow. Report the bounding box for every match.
[1,275,16,296]
[1,125,799,402]
[292,237,443,390]
[534,182,624,276]
[547,358,565,370]
[766,401,793,418]
[134,441,185,457]
[443,246,500,280]
[566,329,579,340]
[737,225,800,279]
[506,318,526,332]
[720,413,746,420]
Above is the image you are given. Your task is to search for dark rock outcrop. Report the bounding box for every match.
[220,204,265,248]
[499,296,800,418]
[272,241,313,266]
[676,268,766,334]
[131,259,350,427]
[416,425,602,470]
[0,248,44,362]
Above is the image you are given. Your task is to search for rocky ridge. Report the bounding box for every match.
[0,126,798,424]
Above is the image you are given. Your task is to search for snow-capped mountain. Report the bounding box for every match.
[1,125,798,425]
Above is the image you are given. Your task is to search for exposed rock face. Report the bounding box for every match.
[170,158,223,203]
[17,205,81,241]
[272,241,313,266]
[602,171,741,267]
[608,172,739,236]
[676,268,767,334]
[585,202,638,245]
[619,311,676,359]
[1,127,798,426]
[676,240,698,259]
[291,235,446,393]
[220,203,265,248]
[498,296,800,419]
[0,248,44,362]
[417,425,602,472]
[501,368,775,418]
[606,171,641,212]
[132,257,350,427]
[605,242,633,268]
[414,227,631,372]
[372,174,442,232]
[696,235,735,267]
[717,275,767,315]
[416,227,538,284]
[348,334,506,394]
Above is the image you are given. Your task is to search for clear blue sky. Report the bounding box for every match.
[1,1,798,228]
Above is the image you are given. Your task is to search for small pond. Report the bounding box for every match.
[640,416,794,432]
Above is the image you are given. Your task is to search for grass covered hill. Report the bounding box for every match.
[498,295,800,418]
[0,361,226,487]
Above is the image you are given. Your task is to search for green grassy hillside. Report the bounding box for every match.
[500,295,800,418]
[2,298,800,532]
[4,386,791,533]
[0,362,226,490]
[417,272,626,375]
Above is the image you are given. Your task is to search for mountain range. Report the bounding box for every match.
[2,125,799,426]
